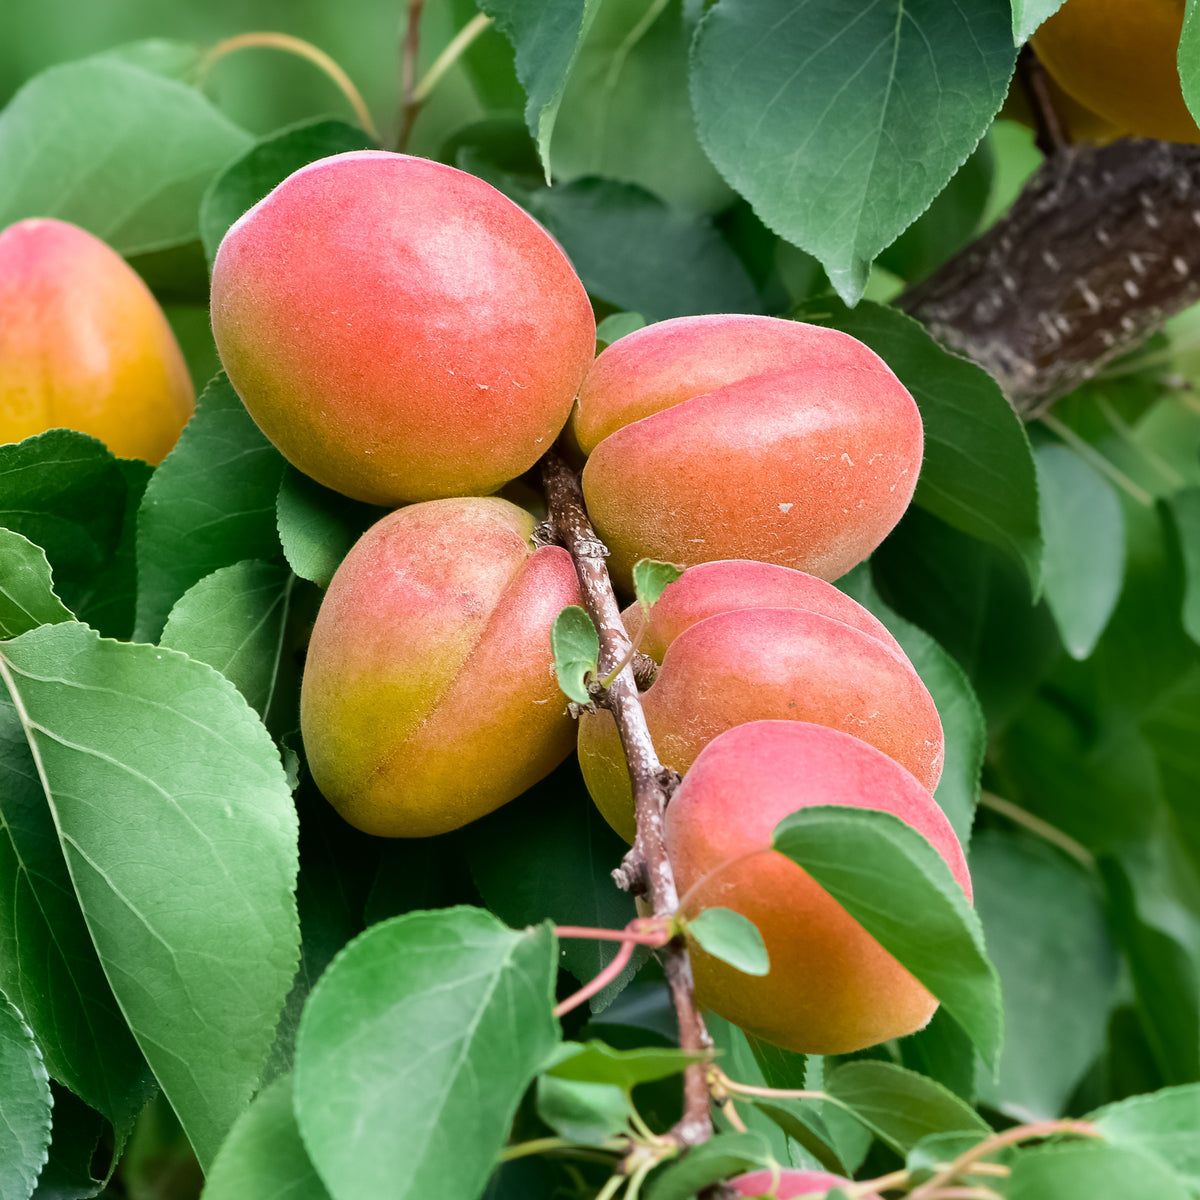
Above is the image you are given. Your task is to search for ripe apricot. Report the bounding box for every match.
[211,151,596,506]
[667,721,972,1054]
[578,561,942,843]
[299,497,581,837]
[732,1169,881,1198]
[0,218,194,463]
[1032,0,1200,144]
[571,315,922,590]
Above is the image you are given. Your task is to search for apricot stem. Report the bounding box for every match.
[978,792,1093,868]
[197,33,380,142]
[542,449,713,1148]
[710,1067,825,1104]
[554,938,637,1018]
[555,919,675,946]
[498,1136,625,1163]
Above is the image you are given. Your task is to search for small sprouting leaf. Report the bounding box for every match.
[773,806,1002,1066]
[685,907,769,976]
[596,311,647,348]
[0,992,52,1200]
[552,605,599,704]
[0,530,73,638]
[632,559,685,615]
[294,908,558,1200]
[535,1075,631,1146]
[547,1040,702,1090]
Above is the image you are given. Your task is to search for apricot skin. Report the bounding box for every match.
[210,151,596,506]
[667,721,972,1055]
[572,315,922,590]
[579,562,942,843]
[732,1168,882,1199]
[0,218,194,463]
[299,497,582,837]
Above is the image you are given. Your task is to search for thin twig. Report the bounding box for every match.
[542,450,713,1147]
[394,0,426,152]
[978,792,1094,868]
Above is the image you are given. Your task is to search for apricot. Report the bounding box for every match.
[210,150,596,506]
[299,497,581,837]
[571,315,922,590]
[732,1168,881,1198]
[578,561,942,843]
[1032,0,1200,144]
[667,721,972,1054]
[0,218,194,463]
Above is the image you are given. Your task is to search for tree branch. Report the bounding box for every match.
[541,450,714,1147]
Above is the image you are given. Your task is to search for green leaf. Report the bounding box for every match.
[552,605,599,704]
[135,374,286,642]
[90,38,205,82]
[0,431,130,621]
[526,178,762,321]
[772,806,1002,1066]
[159,560,297,723]
[0,59,251,256]
[824,1061,988,1158]
[0,694,153,1138]
[838,564,985,847]
[643,1131,773,1200]
[275,467,386,591]
[548,1041,701,1091]
[632,560,685,614]
[685,908,769,976]
[200,118,377,266]
[32,1084,115,1200]
[294,908,558,1200]
[1037,443,1125,659]
[201,1075,330,1200]
[479,0,601,178]
[535,1075,631,1145]
[1091,1083,1200,1191]
[1006,1141,1193,1200]
[907,1129,1008,1178]
[0,623,300,1169]
[900,1007,977,1105]
[1182,0,1200,129]
[972,831,1119,1122]
[1012,1,1068,43]
[551,0,732,213]
[595,312,647,348]
[812,301,1042,589]
[462,759,639,1006]
[1168,488,1200,647]
[0,531,73,638]
[691,0,1016,302]
[0,993,52,1200]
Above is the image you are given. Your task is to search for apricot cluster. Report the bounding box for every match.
[209,150,968,1064]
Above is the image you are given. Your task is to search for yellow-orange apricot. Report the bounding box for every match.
[300,497,581,837]
[579,561,942,843]
[0,218,194,463]
[571,315,922,591]
[667,721,972,1054]
[1032,0,1200,144]
[211,151,596,506]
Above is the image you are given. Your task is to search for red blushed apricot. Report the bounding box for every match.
[732,1169,882,1199]
[572,315,922,590]
[580,597,942,843]
[0,218,194,463]
[211,151,596,506]
[299,497,581,837]
[667,721,972,1055]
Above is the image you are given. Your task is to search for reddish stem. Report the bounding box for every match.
[554,939,638,1018]
[556,920,674,947]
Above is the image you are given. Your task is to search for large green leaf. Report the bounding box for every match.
[1181,0,1200,129]
[135,374,286,642]
[202,1075,330,1200]
[0,59,250,256]
[1037,443,1125,659]
[1012,1,1069,43]
[0,623,299,1168]
[480,0,601,176]
[691,0,1016,302]
[1006,1141,1192,1200]
[1091,1083,1200,1192]
[643,1132,774,1200]
[814,301,1042,588]
[773,806,1002,1065]
[0,531,72,639]
[294,908,558,1200]
[0,994,52,1200]
[31,1084,114,1200]
[0,695,152,1138]
[971,832,1118,1121]
[551,0,731,213]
